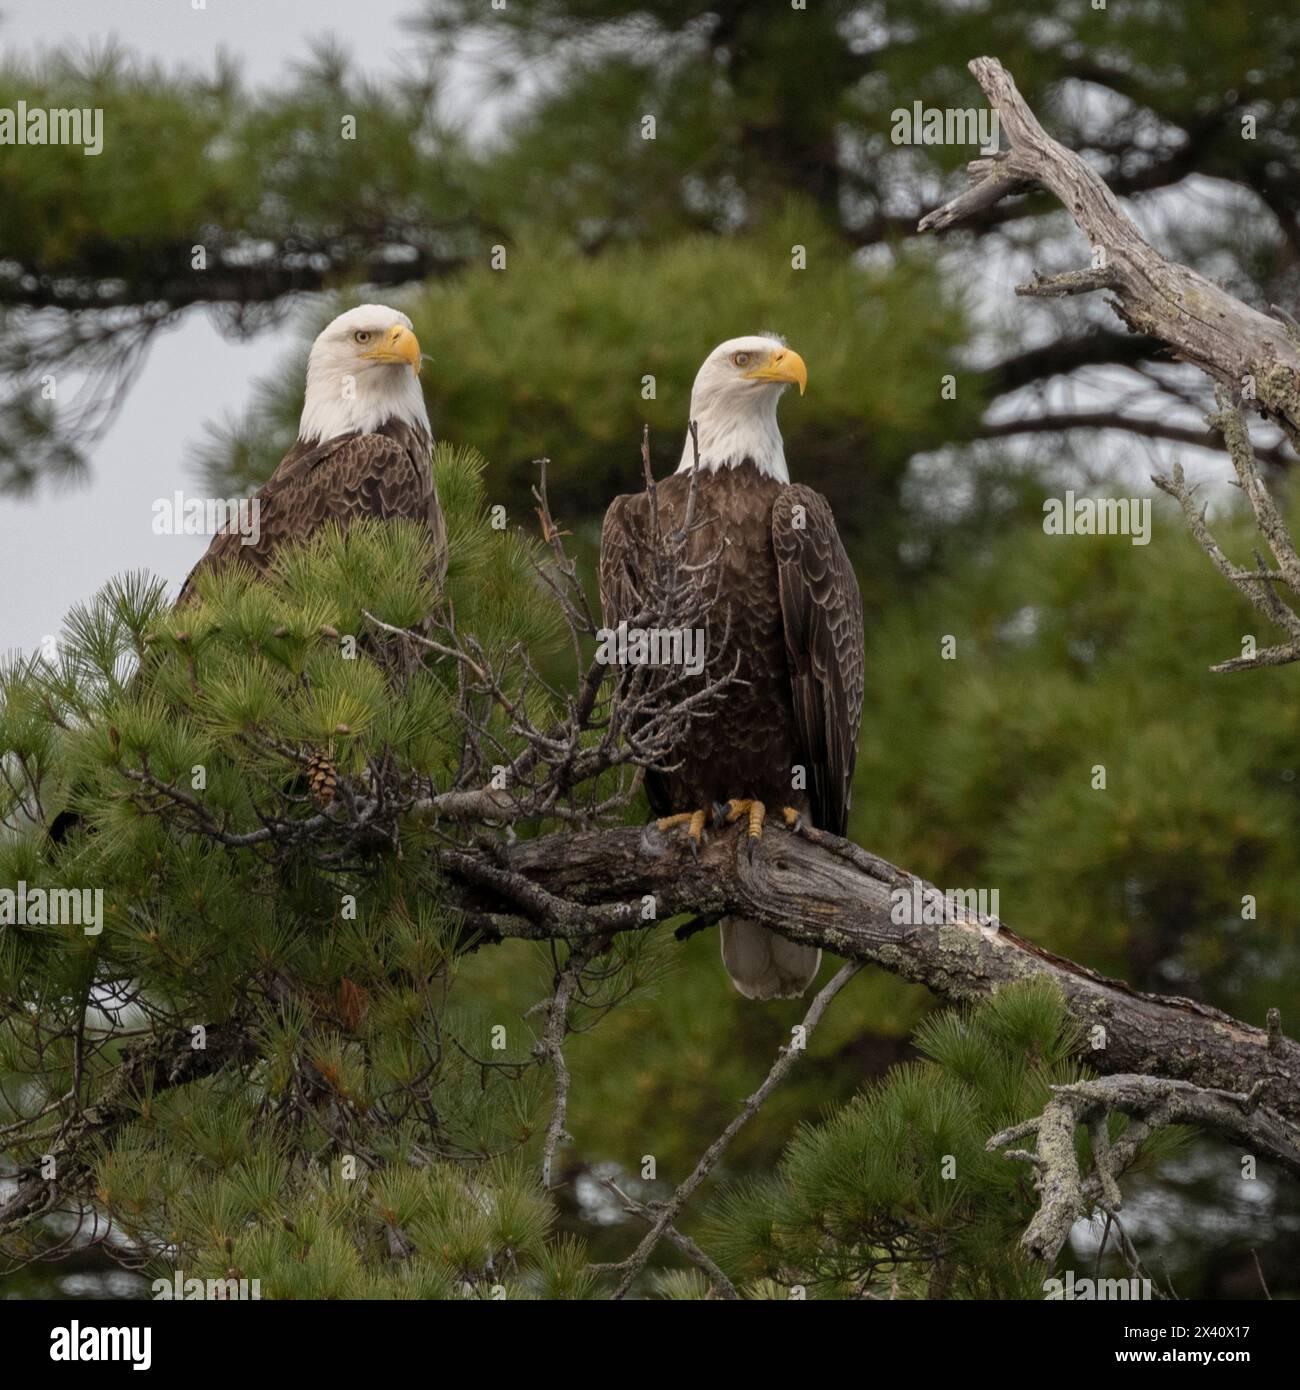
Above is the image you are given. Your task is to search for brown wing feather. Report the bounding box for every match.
[598,492,642,632]
[771,485,864,835]
[599,490,678,816]
[177,426,444,605]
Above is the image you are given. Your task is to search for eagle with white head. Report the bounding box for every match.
[178,304,446,603]
[600,335,865,1000]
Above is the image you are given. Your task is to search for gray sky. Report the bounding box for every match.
[1,0,424,86]
[1,314,293,656]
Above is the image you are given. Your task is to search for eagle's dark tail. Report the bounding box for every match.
[719,917,820,1000]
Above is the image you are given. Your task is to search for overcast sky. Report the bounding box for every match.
[1,0,424,86]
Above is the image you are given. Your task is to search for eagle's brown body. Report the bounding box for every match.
[177,418,445,605]
[600,461,864,998]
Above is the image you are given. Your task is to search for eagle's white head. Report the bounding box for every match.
[298,304,432,444]
[677,334,808,483]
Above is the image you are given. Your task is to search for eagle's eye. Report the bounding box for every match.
[353,330,373,344]
[732,351,752,368]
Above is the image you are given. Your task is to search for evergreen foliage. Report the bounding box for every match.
[4,447,1298,1298]
[0,447,606,1294]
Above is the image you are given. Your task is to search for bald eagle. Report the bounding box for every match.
[177,304,446,604]
[599,336,865,1000]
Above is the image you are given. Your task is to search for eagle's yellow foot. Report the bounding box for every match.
[656,808,709,857]
[717,798,768,863]
[781,806,804,831]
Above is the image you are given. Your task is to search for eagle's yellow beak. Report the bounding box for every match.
[361,323,422,375]
[744,346,807,396]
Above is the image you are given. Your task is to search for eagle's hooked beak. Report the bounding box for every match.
[744,346,807,396]
[361,324,423,376]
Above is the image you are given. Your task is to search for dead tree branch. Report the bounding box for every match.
[989,1074,1300,1262]
[596,1177,739,1300]
[600,960,861,1299]
[1152,392,1300,671]
[920,57,1300,448]
[538,939,601,1190]
[921,56,1300,671]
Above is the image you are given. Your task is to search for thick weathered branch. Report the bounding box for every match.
[443,820,1300,1151]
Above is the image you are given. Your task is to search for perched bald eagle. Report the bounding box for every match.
[600,336,864,1000]
[177,304,446,604]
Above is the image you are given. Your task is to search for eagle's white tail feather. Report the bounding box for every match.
[719,917,820,1000]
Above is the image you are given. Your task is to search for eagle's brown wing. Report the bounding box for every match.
[598,491,644,633]
[771,485,864,835]
[598,490,678,815]
[177,428,445,605]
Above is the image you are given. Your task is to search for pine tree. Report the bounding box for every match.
[0,447,618,1297]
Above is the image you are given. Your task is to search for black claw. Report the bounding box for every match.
[747,836,757,864]
[711,801,730,828]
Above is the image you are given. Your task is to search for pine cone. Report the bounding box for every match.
[306,750,339,808]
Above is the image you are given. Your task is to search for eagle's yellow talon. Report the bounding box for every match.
[782,806,802,829]
[712,798,769,860]
[657,808,708,851]
[718,799,767,836]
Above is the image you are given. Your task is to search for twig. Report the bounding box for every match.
[539,940,601,1189]
[607,960,862,1298]
[597,1178,739,1299]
